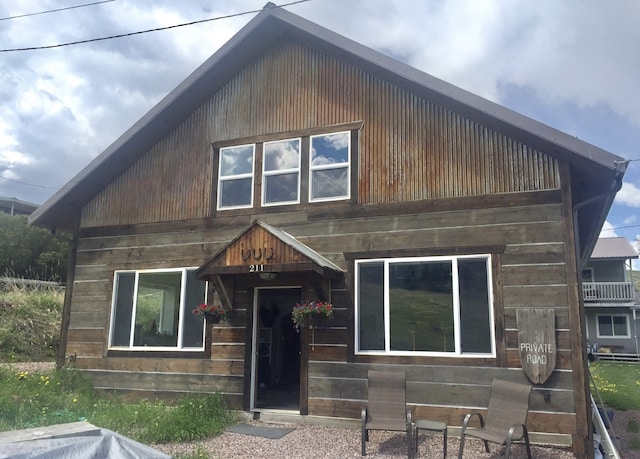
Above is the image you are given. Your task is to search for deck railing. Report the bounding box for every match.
[582,282,636,302]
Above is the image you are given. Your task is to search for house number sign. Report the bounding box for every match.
[516,308,556,384]
[241,247,274,273]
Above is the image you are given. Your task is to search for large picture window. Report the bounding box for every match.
[109,268,207,351]
[597,314,630,338]
[355,255,494,356]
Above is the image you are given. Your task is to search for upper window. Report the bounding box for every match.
[310,131,350,201]
[355,255,495,357]
[597,314,630,338]
[262,138,301,206]
[218,144,255,209]
[109,268,207,351]
[216,127,354,211]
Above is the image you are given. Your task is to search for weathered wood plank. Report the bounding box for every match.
[308,344,348,361]
[74,357,244,375]
[308,361,575,389]
[83,369,244,393]
[502,242,565,265]
[501,264,567,285]
[66,328,104,343]
[211,344,245,359]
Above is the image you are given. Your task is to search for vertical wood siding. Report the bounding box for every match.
[81,41,558,228]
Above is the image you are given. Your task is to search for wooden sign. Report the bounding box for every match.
[516,308,556,384]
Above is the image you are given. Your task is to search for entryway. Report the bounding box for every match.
[252,287,302,410]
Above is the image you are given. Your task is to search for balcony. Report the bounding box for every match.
[582,282,636,303]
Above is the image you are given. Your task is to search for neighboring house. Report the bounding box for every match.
[29,5,626,455]
[583,237,639,360]
[0,197,38,216]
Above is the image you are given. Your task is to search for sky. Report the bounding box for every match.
[1,0,640,255]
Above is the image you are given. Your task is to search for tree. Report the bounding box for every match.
[0,213,70,282]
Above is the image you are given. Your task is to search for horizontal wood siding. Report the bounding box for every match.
[80,41,559,228]
[66,189,578,435]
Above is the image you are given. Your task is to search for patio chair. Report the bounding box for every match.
[458,379,532,459]
[361,370,413,457]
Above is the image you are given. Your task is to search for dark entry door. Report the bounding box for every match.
[254,287,301,410]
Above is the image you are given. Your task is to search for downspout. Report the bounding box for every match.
[570,161,626,458]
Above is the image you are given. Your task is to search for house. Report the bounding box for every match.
[29,4,627,456]
[583,237,639,360]
[0,197,38,216]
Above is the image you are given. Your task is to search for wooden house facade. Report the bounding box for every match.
[30,4,626,456]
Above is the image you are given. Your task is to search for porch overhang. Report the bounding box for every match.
[195,220,344,281]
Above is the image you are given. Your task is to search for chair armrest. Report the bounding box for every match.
[461,412,484,432]
[507,423,526,441]
[406,407,414,426]
[361,408,368,425]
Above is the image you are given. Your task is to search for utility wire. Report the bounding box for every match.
[0,0,116,21]
[0,0,311,52]
[0,176,59,190]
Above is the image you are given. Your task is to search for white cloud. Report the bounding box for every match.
[599,221,618,238]
[615,182,640,208]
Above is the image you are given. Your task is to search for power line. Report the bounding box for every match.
[0,0,116,21]
[0,0,311,53]
[0,176,59,190]
[601,224,640,232]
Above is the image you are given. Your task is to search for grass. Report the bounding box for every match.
[0,281,63,362]
[590,361,640,410]
[0,364,238,447]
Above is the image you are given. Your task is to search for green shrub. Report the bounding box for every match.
[0,284,63,362]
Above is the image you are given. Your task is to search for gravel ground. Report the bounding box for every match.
[153,420,575,459]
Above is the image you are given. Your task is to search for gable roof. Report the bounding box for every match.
[29,2,626,260]
[591,237,638,260]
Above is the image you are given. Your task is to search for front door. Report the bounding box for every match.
[251,287,302,410]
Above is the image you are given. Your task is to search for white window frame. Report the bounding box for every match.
[261,137,301,206]
[217,144,255,210]
[309,131,351,203]
[108,267,207,351]
[596,314,630,338]
[354,255,495,357]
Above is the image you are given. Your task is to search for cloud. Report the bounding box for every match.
[599,221,618,238]
[615,182,640,208]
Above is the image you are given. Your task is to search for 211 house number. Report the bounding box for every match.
[249,264,265,272]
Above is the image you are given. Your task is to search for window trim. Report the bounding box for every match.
[108,267,208,352]
[354,254,495,358]
[596,313,630,339]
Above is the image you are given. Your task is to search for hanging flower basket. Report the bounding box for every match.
[291,301,333,331]
[192,303,227,324]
